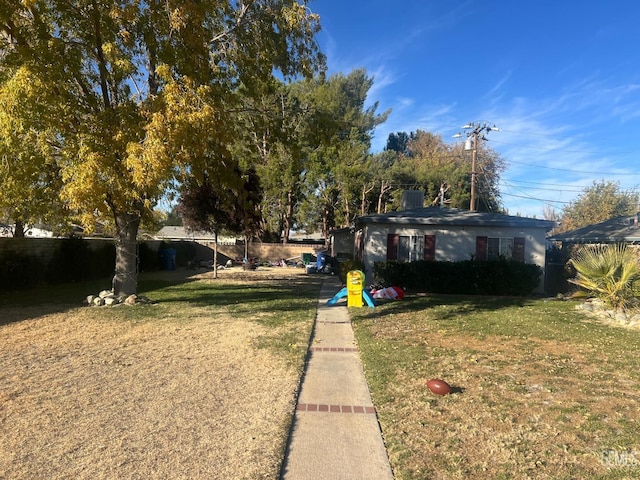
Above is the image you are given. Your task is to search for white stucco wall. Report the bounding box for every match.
[361,223,549,293]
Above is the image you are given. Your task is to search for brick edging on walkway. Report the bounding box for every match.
[295,403,377,414]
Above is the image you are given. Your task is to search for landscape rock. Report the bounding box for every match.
[577,299,640,330]
[85,291,154,307]
[615,312,628,323]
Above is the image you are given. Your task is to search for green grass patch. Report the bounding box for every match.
[351,294,640,479]
[0,271,323,366]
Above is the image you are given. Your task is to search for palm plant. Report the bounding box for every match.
[569,243,640,311]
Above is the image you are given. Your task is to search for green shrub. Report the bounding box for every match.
[0,251,45,290]
[91,242,116,278]
[338,259,365,284]
[569,243,640,310]
[46,238,117,284]
[45,237,94,284]
[138,242,159,272]
[373,259,542,296]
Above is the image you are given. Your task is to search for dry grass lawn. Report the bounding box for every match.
[0,268,322,480]
[352,295,640,480]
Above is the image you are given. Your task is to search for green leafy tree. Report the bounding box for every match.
[381,130,505,212]
[161,206,182,227]
[232,78,314,243]
[234,69,388,242]
[301,69,389,238]
[0,0,323,295]
[560,180,639,232]
[369,150,401,213]
[385,131,412,155]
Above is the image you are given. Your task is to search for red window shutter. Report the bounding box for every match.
[476,236,488,261]
[514,237,525,262]
[387,234,398,260]
[424,235,436,261]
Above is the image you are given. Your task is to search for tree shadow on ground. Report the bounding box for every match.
[354,293,536,321]
[0,270,324,326]
[149,277,324,315]
[0,269,207,326]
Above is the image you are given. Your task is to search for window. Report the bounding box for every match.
[387,234,435,261]
[487,237,514,260]
[476,236,525,262]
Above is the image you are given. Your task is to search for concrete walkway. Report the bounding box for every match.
[281,278,394,480]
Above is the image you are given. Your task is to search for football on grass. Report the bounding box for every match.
[426,378,452,395]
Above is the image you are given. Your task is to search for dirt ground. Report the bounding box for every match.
[0,268,316,479]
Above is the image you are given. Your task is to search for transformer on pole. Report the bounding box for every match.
[453,122,500,211]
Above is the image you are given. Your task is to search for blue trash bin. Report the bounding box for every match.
[162,248,176,270]
[316,252,327,271]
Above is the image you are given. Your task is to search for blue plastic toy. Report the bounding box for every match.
[327,287,376,308]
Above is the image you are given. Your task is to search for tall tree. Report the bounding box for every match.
[369,150,400,213]
[385,131,412,155]
[382,130,505,212]
[230,75,316,243]
[0,0,323,295]
[560,180,639,232]
[301,69,389,238]
[177,166,262,276]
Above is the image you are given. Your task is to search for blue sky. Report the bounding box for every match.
[311,0,640,218]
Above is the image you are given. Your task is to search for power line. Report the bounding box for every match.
[498,181,585,193]
[488,136,630,157]
[500,191,571,205]
[502,179,595,188]
[505,158,640,176]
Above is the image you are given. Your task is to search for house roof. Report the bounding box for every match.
[549,214,640,243]
[155,226,234,242]
[356,206,557,230]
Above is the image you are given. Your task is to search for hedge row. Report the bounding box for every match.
[373,259,542,296]
[0,239,196,290]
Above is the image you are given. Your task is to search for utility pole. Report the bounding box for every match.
[454,122,500,211]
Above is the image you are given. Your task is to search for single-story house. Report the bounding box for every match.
[333,204,557,293]
[155,226,238,244]
[0,223,56,238]
[548,213,640,246]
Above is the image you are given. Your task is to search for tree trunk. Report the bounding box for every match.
[213,230,218,279]
[377,181,391,214]
[283,191,294,244]
[322,206,329,247]
[13,219,25,237]
[112,211,141,296]
[344,196,350,227]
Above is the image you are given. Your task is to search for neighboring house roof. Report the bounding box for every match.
[356,206,557,230]
[155,226,236,242]
[549,214,640,243]
[289,230,325,242]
